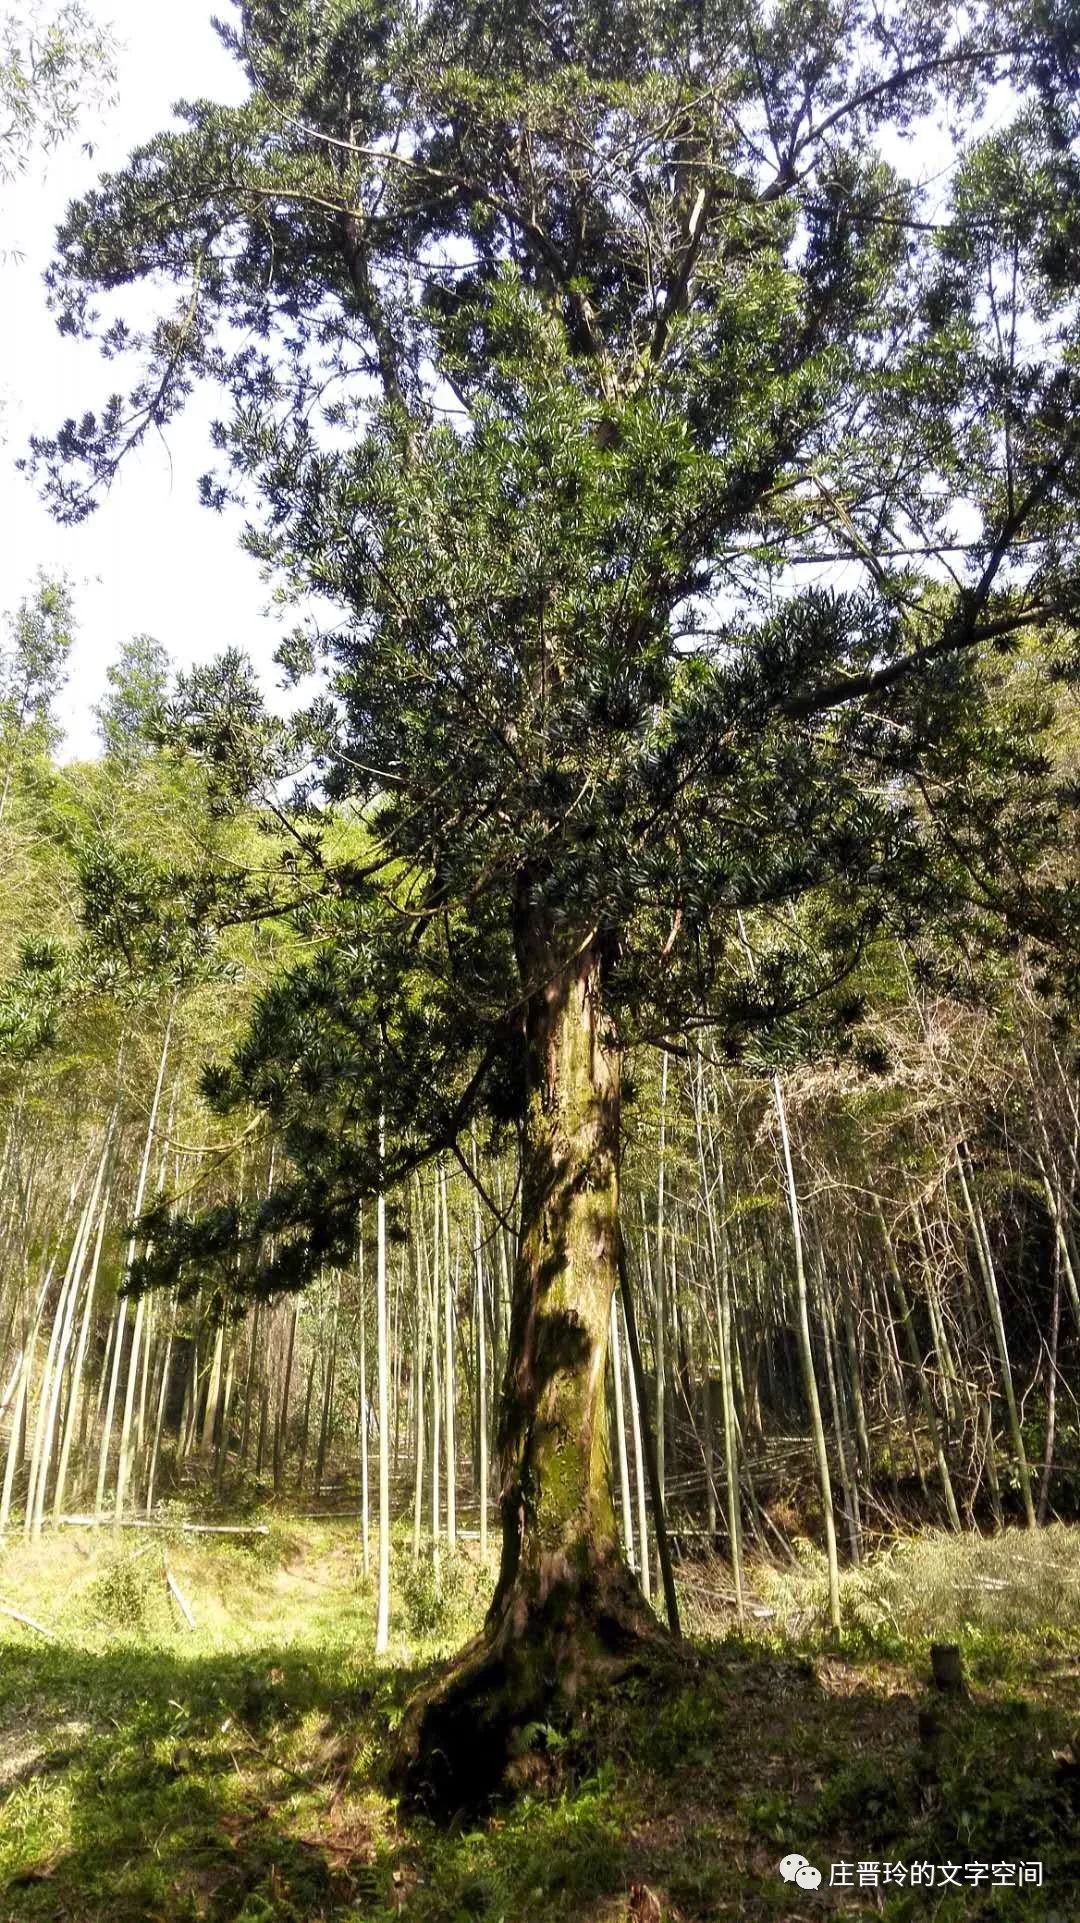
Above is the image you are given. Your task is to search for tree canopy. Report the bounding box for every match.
[26,0,1080,1298]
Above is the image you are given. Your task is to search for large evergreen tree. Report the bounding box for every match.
[27,0,1080,1800]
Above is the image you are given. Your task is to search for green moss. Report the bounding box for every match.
[533,1428,587,1547]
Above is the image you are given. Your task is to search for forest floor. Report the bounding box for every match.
[1,1519,1079,1923]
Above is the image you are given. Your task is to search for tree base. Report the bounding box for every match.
[390,1549,668,1817]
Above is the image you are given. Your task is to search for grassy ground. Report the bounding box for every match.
[1,1520,1078,1922]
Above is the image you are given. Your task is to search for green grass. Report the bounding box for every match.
[1,1522,1079,1921]
[739,1525,1080,1674]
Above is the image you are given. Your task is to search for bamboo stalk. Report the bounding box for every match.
[375,1128,391,1655]
[617,1226,679,1637]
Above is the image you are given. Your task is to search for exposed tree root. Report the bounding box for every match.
[391,1549,672,1818]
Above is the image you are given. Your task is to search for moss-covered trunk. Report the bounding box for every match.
[490,916,623,1613]
[393,912,659,1813]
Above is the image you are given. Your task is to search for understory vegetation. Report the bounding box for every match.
[2,1523,1080,1923]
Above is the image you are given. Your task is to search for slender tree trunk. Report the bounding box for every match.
[110,1017,174,1527]
[609,1292,635,1570]
[718,1261,745,1603]
[201,1319,225,1456]
[429,1180,441,1590]
[653,1049,668,1596]
[871,1251,928,1497]
[179,1337,201,1462]
[26,1179,99,1537]
[113,1297,150,1526]
[274,1304,298,1497]
[144,1300,176,1517]
[472,1165,489,1567]
[811,1255,861,1565]
[1036,1155,1080,1338]
[773,1075,841,1632]
[837,1266,872,1481]
[412,1235,425,1562]
[359,1230,370,1579]
[873,1202,961,1531]
[0,1290,44,1534]
[1038,1232,1061,1526]
[213,1331,237,1497]
[703,1126,744,1614]
[981,1397,1005,1528]
[618,1232,680,1637]
[699,1295,717,1544]
[240,1301,261,1463]
[93,1295,129,1524]
[314,1278,340,1492]
[136,1296,155,1460]
[441,1166,457,1555]
[255,1314,272,1478]
[494,1168,512,1396]
[54,1185,111,1521]
[955,1147,1036,1529]
[916,1208,961,1433]
[624,1268,652,1603]
[376,1131,391,1654]
[297,1342,317,1494]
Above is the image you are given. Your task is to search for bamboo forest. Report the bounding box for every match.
[3,0,1080,1918]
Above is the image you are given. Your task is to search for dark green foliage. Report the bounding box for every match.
[25,0,1080,1296]
[0,936,70,1058]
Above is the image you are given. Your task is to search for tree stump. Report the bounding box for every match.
[930,1642,966,1692]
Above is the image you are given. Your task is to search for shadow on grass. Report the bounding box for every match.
[1,1632,1079,1922]
[0,1634,429,1923]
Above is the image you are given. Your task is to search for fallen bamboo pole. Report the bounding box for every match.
[53,1515,269,1536]
[164,1566,197,1629]
[0,1601,55,1639]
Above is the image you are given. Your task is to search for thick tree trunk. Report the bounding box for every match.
[393,922,660,1812]
[487,929,649,1627]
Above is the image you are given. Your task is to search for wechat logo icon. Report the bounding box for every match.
[778,1852,823,1891]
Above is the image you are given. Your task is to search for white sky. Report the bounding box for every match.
[0,0,277,760]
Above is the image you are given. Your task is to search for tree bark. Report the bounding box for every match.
[393,921,659,1812]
